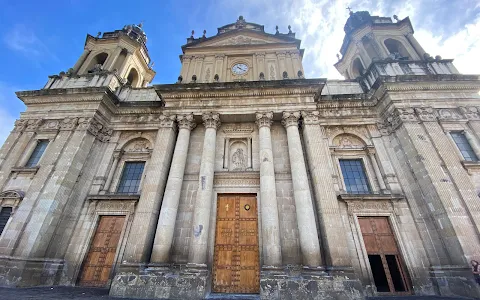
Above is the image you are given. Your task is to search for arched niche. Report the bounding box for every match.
[122,137,152,153]
[127,68,140,87]
[86,52,108,73]
[384,38,410,59]
[0,190,24,211]
[351,58,365,79]
[229,140,248,171]
[332,134,366,149]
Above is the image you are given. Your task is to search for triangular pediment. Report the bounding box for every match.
[185,30,298,49]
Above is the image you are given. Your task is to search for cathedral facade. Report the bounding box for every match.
[0,12,480,299]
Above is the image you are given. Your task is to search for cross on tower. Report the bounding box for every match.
[346,6,353,14]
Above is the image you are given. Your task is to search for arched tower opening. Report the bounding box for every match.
[384,38,410,59]
[86,52,108,73]
[351,58,365,78]
[127,68,139,87]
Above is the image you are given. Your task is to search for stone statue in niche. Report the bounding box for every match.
[232,148,247,171]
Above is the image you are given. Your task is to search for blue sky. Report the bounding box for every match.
[0,0,479,144]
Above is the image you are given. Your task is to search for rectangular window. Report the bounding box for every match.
[25,140,49,167]
[0,207,12,236]
[339,159,371,194]
[116,162,145,194]
[451,132,478,161]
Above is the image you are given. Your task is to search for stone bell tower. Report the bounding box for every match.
[334,11,458,81]
[44,23,156,89]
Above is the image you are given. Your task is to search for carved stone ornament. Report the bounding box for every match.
[24,119,44,131]
[345,200,393,216]
[281,111,301,128]
[415,107,437,122]
[124,138,151,152]
[159,114,176,128]
[459,106,480,120]
[40,120,60,131]
[301,111,320,125]
[255,112,274,128]
[437,109,462,121]
[202,113,221,129]
[177,114,196,131]
[223,123,254,134]
[13,119,28,132]
[0,190,24,209]
[59,117,79,130]
[77,117,113,142]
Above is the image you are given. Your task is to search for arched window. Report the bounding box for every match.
[351,58,365,79]
[384,38,410,60]
[86,52,108,73]
[126,68,139,87]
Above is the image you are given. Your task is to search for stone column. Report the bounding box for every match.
[301,111,351,267]
[277,52,287,78]
[104,46,123,71]
[118,51,133,77]
[122,114,177,263]
[188,113,220,265]
[72,48,91,74]
[282,112,322,267]
[367,148,387,192]
[256,112,282,266]
[151,114,196,263]
[247,137,252,169]
[181,56,192,82]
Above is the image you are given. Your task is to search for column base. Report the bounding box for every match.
[260,265,363,300]
[110,263,209,299]
[0,255,64,287]
[429,265,480,298]
[110,263,364,299]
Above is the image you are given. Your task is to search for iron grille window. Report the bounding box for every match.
[451,132,478,162]
[116,162,145,194]
[25,140,49,167]
[339,159,371,194]
[0,207,12,236]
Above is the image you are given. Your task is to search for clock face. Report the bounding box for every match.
[232,63,249,75]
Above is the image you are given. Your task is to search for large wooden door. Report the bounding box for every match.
[213,194,259,293]
[79,215,125,287]
[358,217,410,294]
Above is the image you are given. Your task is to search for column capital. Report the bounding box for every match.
[159,114,177,129]
[282,111,301,128]
[177,113,197,131]
[256,112,274,128]
[202,112,221,129]
[301,111,320,125]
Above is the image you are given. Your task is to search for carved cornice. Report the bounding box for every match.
[177,113,196,130]
[255,112,273,128]
[159,114,177,128]
[223,124,254,134]
[459,106,480,120]
[414,107,437,122]
[282,111,301,128]
[301,111,320,125]
[77,117,113,142]
[202,112,221,129]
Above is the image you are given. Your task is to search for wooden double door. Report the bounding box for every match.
[213,194,260,294]
[79,215,125,287]
[359,217,411,294]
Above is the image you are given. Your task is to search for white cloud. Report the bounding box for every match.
[3,24,58,62]
[214,0,480,78]
[0,82,23,146]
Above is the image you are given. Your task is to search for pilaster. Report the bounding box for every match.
[122,114,177,263]
[282,111,322,267]
[301,111,351,268]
